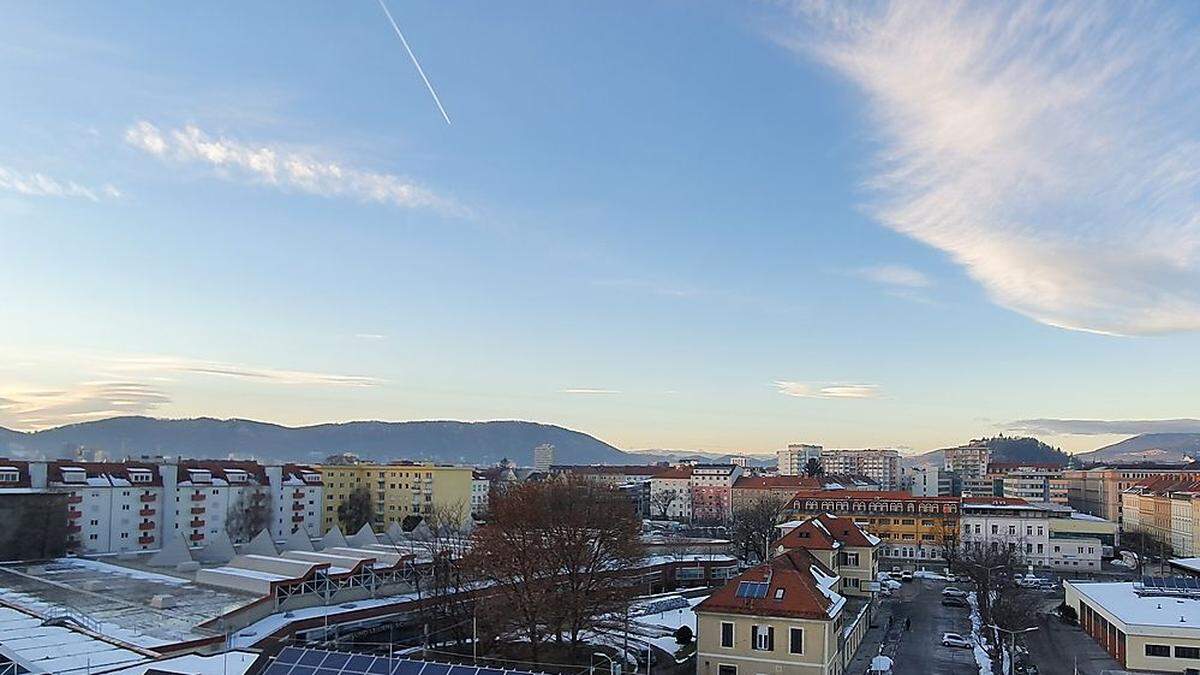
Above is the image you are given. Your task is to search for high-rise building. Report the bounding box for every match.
[819,448,901,489]
[943,441,991,479]
[532,444,555,472]
[777,443,822,476]
[909,466,942,496]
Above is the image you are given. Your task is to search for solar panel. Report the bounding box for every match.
[736,581,769,599]
[262,649,547,675]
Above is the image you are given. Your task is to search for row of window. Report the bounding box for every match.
[719,622,804,655]
[1145,644,1200,659]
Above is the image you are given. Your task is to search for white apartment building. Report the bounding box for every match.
[649,466,693,521]
[162,462,273,546]
[1002,468,1069,504]
[532,444,555,472]
[943,442,991,478]
[690,464,742,522]
[960,497,1101,571]
[265,464,323,541]
[471,471,490,517]
[909,466,942,497]
[776,443,822,476]
[820,448,901,489]
[49,462,165,554]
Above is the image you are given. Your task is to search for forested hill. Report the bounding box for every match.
[983,435,1070,465]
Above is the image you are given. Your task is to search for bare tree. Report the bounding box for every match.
[804,457,823,477]
[336,486,375,533]
[409,500,474,647]
[730,493,789,563]
[225,486,272,543]
[650,488,680,520]
[467,478,644,664]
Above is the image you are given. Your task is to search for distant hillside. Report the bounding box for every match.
[902,435,1068,469]
[0,416,630,466]
[1075,433,1200,465]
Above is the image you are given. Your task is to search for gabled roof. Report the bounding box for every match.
[696,549,844,620]
[774,513,880,550]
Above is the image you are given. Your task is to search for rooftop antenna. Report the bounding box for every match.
[375,0,452,125]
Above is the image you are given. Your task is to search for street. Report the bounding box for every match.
[888,579,978,675]
[1023,610,1122,675]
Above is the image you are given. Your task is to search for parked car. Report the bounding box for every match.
[942,587,968,598]
[941,633,972,649]
[901,570,914,582]
[888,567,903,580]
[1015,574,1047,588]
[941,595,969,608]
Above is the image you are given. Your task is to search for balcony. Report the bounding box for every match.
[190,492,205,501]
[138,521,155,531]
[292,502,305,511]
[292,514,305,523]
[293,489,305,499]
[67,495,83,504]
[67,509,83,519]
[139,493,156,503]
[66,525,81,533]
[139,507,155,517]
[190,506,205,515]
[138,535,155,545]
[189,533,204,542]
[190,519,205,528]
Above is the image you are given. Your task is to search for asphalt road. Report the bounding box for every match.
[887,579,979,675]
[1024,610,1122,675]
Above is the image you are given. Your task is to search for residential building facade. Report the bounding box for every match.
[960,497,1103,570]
[319,461,474,532]
[777,444,822,477]
[532,444,555,472]
[650,467,693,521]
[691,464,743,523]
[1065,466,1200,526]
[942,441,991,480]
[773,513,882,598]
[818,449,900,490]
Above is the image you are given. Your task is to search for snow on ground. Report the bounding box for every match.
[229,591,420,648]
[628,595,705,656]
[967,592,993,675]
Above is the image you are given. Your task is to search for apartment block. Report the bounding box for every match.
[650,466,693,521]
[532,443,555,472]
[1065,466,1200,526]
[960,496,1105,571]
[691,464,743,523]
[318,461,473,532]
[942,441,991,479]
[998,465,1069,504]
[773,513,882,598]
[1122,475,1200,557]
[776,444,822,476]
[819,448,900,489]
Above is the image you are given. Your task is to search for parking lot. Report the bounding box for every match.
[881,577,979,675]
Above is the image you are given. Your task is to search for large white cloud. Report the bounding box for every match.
[125,120,464,215]
[785,1,1200,335]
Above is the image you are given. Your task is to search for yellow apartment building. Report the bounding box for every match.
[318,462,474,533]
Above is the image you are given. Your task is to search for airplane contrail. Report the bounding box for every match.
[375,0,452,126]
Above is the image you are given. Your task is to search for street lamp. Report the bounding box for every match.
[592,651,616,675]
[987,625,1038,675]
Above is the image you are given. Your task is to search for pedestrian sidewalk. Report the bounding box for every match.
[844,599,897,674]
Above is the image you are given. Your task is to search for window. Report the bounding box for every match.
[0,470,18,482]
[720,622,734,648]
[751,625,774,651]
[789,627,804,655]
[1177,646,1200,660]
[717,666,736,675]
[1145,644,1170,657]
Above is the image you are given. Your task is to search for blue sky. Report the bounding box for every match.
[3,1,1200,454]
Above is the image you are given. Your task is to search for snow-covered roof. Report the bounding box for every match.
[0,604,149,675]
[1067,580,1200,633]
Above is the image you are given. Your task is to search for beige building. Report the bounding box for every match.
[1065,579,1200,672]
[818,449,900,490]
[777,444,823,477]
[942,441,991,479]
[696,549,853,675]
[1064,466,1200,526]
[318,461,473,532]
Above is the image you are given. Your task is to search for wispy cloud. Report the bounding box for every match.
[124,120,464,215]
[1004,418,1200,437]
[561,388,622,395]
[784,2,1200,335]
[354,333,388,341]
[105,354,383,387]
[773,380,881,399]
[0,165,119,202]
[0,382,170,431]
[855,264,931,289]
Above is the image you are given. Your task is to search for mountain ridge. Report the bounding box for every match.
[1075,432,1200,465]
[0,416,631,466]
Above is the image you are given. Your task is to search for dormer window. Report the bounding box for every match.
[61,468,87,484]
[226,470,248,484]
[0,468,19,483]
[188,469,212,484]
[302,472,321,484]
[129,470,152,483]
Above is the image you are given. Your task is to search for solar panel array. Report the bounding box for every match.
[1140,576,1200,592]
[261,648,545,675]
[736,581,768,599]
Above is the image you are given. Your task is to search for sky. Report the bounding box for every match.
[3,1,1200,455]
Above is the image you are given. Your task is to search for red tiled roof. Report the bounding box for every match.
[696,549,841,621]
[789,489,952,501]
[774,513,879,551]
[962,496,1030,506]
[654,467,694,479]
[552,465,665,476]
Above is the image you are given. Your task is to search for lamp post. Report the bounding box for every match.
[593,651,616,675]
[987,625,1038,675]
